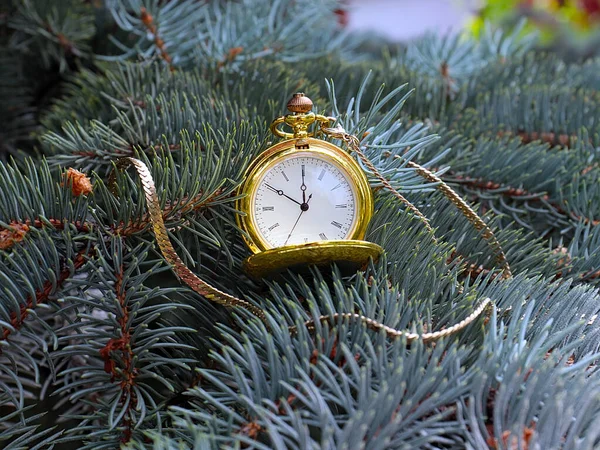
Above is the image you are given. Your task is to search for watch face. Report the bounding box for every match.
[251,153,358,248]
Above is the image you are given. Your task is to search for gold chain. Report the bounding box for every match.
[350,135,436,237]
[110,158,267,320]
[404,160,512,278]
[289,298,492,342]
[110,155,494,341]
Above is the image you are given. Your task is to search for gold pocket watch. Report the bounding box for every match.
[236,93,383,278]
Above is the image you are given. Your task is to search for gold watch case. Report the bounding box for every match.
[235,93,383,278]
[236,138,373,253]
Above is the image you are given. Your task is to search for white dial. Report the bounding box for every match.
[252,154,357,248]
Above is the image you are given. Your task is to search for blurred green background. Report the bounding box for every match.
[471,0,600,59]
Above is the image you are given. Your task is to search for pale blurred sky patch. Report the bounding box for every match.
[346,0,481,40]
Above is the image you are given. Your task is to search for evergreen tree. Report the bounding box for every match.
[1,1,600,449]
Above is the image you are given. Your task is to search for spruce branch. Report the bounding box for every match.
[0,410,63,450]
[0,49,36,157]
[460,300,600,449]
[50,238,199,447]
[0,247,88,350]
[166,264,487,448]
[104,0,208,68]
[4,4,600,448]
[8,0,95,71]
[0,228,95,446]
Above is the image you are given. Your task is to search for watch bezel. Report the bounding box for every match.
[236,138,374,254]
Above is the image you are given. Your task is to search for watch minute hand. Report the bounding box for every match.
[301,164,307,204]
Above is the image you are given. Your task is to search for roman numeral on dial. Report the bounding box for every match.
[318,169,326,180]
[262,206,274,211]
[331,221,342,229]
[319,233,327,240]
[268,223,279,231]
[335,204,347,208]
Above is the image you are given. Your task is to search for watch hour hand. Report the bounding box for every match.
[265,183,302,206]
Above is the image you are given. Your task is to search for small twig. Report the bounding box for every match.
[451,173,541,198]
[44,23,75,55]
[111,188,225,236]
[450,172,600,226]
[140,7,174,70]
[497,130,575,148]
[99,263,138,444]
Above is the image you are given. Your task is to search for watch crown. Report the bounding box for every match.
[287,93,313,114]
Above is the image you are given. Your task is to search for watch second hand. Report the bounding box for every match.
[265,183,302,206]
[284,194,312,246]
